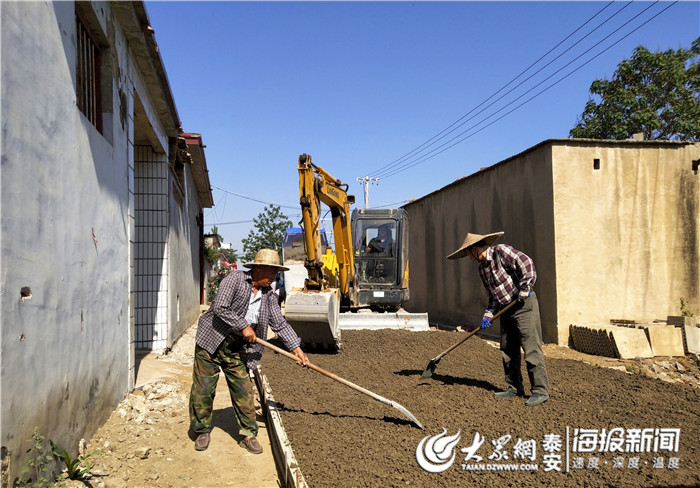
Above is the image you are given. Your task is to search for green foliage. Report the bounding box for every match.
[241,205,292,263]
[218,247,239,265]
[204,227,239,266]
[680,297,695,317]
[50,440,103,481]
[13,428,56,487]
[204,245,219,266]
[570,38,700,141]
[207,263,236,303]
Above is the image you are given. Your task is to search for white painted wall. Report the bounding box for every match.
[168,160,206,344]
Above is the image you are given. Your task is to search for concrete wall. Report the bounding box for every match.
[1,2,132,479]
[404,139,700,346]
[551,141,700,343]
[1,2,208,482]
[404,143,558,342]
[168,163,206,344]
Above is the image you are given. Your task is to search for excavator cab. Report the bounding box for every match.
[350,208,409,311]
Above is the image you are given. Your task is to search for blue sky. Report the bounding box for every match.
[144,0,699,255]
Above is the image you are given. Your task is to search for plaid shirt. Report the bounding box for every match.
[195,270,301,369]
[478,244,537,320]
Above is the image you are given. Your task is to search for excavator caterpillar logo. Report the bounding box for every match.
[415,429,461,473]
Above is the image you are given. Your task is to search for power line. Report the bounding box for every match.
[372,1,636,179]
[210,184,298,209]
[368,1,621,179]
[207,219,255,226]
[367,1,676,180]
[375,1,677,179]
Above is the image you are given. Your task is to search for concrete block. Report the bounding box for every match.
[667,316,695,327]
[645,325,685,357]
[608,327,654,359]
[681,325,700,355]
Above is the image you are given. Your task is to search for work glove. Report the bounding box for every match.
[481,317,492,329]
[518,290,531,302]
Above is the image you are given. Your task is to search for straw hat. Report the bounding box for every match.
[243,249,289,271]
[446,231,504,260]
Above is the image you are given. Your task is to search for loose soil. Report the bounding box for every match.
[261,329,700,488]
[63,326,700,488]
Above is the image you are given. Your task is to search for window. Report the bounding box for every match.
[76,9,102,132]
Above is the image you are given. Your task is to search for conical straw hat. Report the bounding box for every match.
[446,231,504,260]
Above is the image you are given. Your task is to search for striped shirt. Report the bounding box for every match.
[195,270,301,369]
[478,244,537,320]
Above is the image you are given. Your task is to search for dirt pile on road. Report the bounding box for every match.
[261,329,700,488]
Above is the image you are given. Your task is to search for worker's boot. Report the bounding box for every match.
[494,389,522,399]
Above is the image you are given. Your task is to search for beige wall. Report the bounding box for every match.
[404,140,699,345]
[551,141,700,343]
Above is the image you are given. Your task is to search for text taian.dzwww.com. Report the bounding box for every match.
[461,463,539,471]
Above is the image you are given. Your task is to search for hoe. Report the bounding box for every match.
[256,337,423,429]
[421,300,518,379]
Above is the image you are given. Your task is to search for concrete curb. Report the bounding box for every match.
[254,367,309,488]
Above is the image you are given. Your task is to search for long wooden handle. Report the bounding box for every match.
[255,337,389,405]
[432,299,518,361]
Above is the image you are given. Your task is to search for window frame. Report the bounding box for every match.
[75,7,102,132]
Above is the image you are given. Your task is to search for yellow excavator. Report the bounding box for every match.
[283,153,428,349]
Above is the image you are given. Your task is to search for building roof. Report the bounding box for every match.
[112,1,181,137]
[181,132,214,208]
[404,138,698,207]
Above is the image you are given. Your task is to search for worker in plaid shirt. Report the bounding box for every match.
[189,249,308,453]
[448,231,550,407]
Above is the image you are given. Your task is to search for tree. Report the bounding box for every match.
[241,205,293,263]
[570,38,700,141]
[204,226,239,266]
[218,248,238,265]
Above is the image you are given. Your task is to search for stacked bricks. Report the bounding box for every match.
[569,320,691,359]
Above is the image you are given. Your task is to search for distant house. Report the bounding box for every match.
[1,1,212,482]
[404,139,699,345]
[204,233,223,250]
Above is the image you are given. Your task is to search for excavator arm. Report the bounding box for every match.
[285,153,429,348]
[297,153,355,302]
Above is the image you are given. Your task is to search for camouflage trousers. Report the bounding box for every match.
[189,338,258,437]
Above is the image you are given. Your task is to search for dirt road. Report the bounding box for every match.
[63,325,279,488]
[63,325,700,488]
[263,329,700,488]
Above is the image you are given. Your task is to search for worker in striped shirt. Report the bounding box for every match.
[448,231,550,407]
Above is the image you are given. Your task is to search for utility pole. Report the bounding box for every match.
[356,176,379,209]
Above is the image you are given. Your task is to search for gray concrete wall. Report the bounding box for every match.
[404,143,558,342]
[1,2,207,482]
[551,141,700,343]
[1,1,132,477]
[168,165,206,345]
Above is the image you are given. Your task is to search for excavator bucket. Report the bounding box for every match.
[284,289,341,349]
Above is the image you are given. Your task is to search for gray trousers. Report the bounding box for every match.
[499,291,550,396]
